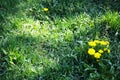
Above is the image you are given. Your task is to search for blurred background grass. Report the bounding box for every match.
[0,0,120,80]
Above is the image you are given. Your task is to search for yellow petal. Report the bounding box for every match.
[94,52,101,58]
[88,48,95,55]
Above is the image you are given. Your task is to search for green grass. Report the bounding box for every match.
[0,0,120,80]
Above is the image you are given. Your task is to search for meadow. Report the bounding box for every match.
[0,0,120,80]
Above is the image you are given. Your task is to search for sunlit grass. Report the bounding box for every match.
[0,0,120,80]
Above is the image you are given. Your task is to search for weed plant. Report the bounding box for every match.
[0,0,120,80]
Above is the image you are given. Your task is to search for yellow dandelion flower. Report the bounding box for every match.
[94,52,101,59]
[100,41,109,45]
[88,48,95,55]
[98,49,104,53]
[88,41,96,47]
[94,40,100,43]
[43,8,48,12]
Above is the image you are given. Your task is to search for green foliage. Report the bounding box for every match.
[0,0,120,80]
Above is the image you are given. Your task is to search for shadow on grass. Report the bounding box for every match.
[92,0,120,11]
[0,0,120,80]
[32,0,120,20]
[0,0,23,21]
[0,0,26,35]
[0,0,21,9]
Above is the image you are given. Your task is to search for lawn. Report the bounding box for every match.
[0,0,120,80]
